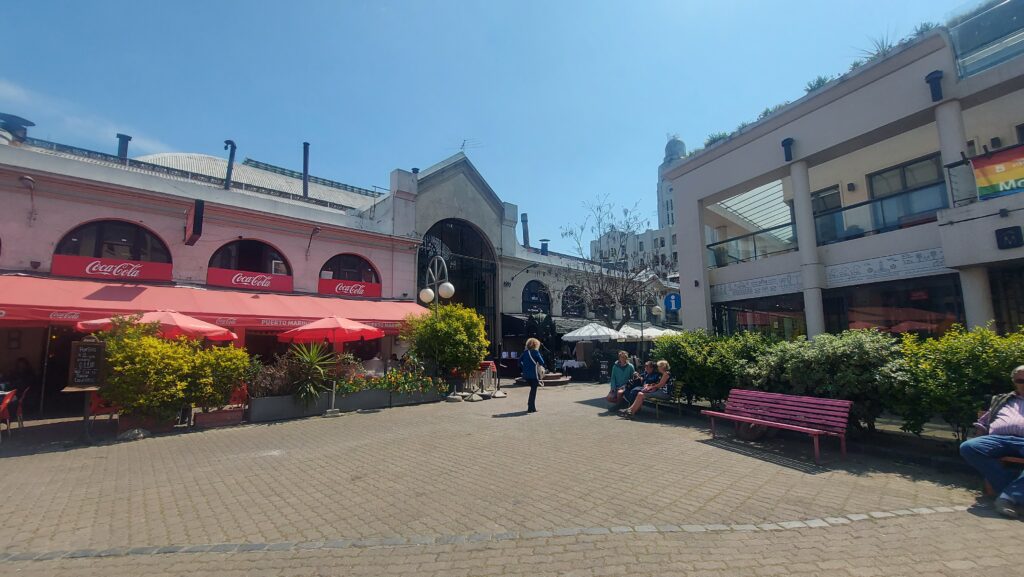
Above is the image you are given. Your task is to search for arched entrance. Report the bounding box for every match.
[418,219,497,347]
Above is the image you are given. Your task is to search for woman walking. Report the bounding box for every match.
[519,338,545,413]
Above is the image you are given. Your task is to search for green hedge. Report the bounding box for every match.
[652,326,1024,439]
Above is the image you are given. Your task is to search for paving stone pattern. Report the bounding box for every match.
[0,384,1013,576]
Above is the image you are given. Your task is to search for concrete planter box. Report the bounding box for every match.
[193,407,245,429]
[248,392,330,423]
[337,389,390,412]
[390,390,444,407]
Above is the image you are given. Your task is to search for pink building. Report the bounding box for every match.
[0,115,425,414]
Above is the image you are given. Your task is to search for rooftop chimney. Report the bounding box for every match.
[521,213,530,248]
[223,140,237,190]
[0,113,34,146]
[116,133,132,159]
[539,238,550,256]
[302,142,310,198]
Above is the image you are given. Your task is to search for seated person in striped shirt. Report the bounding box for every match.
[960,365,1024,519]
[621,360,672,418]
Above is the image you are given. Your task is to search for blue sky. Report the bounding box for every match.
[3,0,968,252]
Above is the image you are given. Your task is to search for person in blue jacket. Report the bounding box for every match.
[519,338,544,413]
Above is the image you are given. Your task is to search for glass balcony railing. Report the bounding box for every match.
[705,223,797,269]
[814,182,949,246]
[950,0,1024,77]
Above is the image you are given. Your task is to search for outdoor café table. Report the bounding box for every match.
[61,385,99,442]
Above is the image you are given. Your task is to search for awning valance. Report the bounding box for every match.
[0,275,427,334]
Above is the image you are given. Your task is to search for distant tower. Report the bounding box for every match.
[658,135,685,228]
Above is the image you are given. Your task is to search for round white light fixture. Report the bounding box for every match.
[419,287,435,303]
[438,282,455,299]
[652,305,664,317]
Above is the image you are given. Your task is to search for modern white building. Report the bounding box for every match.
[664,6,1024,338]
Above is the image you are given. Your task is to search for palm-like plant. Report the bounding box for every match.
[289,342,338,406]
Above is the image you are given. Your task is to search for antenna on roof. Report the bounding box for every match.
[455,138,483,152]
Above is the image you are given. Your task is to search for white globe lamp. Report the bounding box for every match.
[418,287,435,304]
[652,305,664,317]
[438,281,455,299]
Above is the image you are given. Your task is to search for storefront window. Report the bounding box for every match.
[56,220,171,263]
[823,273,963,337]
[320,253,379,283]
[990,265,1024,334]
[712,293,806,339]
[209,240,291,275]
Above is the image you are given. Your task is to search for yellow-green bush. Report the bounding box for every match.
[402,304,489,379]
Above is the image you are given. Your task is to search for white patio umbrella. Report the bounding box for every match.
[617,325,657,342]
[561,322,624,342]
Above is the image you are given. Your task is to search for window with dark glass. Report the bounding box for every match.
[869,155,943,199]
[712,293,806,339]
[522,280,551,314]
[55,220,171,263]
[209,240,291,275]
[822,273,963,338]
[811,186,842,215]
[320,254,379,283]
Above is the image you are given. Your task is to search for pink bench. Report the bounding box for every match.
[702,389,853,465]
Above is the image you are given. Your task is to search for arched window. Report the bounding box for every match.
[562,285,585,318]
[56,220,170,263]
[320,254,379,283]
[522,280,550,314]
[209,240,291,275]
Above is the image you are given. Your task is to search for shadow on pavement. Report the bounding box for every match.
[575,394,980,492]
[492,411,529,418]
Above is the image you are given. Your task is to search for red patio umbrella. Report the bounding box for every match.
[277,316,384,343]
[76,310,238,341]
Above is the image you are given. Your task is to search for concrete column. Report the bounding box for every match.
[677,196,711,330]
[935,99,972,205]
[790,160,826,337]
[959,266,995,329]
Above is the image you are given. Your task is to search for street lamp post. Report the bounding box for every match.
[638,290,663,361]
[419,255,460,401]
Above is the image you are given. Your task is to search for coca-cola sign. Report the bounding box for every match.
[317,278,382,298]
[207,267,293,292]
[51,255,173,282]
[49,311,81,321]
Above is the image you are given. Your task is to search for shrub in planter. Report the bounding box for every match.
[186,345,251,410]
[402,304,489,389]
[882,325,1024,441]
[651,330,733,406]
[289,342,338,406]
[99,318,192,421]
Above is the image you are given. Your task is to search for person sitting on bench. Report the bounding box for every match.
[623,361,659,406]
[621,360,671,418]
[606,351,636,405]
[960,365,1024,519]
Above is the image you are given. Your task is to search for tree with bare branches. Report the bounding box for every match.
[559,196,669,330]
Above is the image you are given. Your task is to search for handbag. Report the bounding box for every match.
[533,350,546,381]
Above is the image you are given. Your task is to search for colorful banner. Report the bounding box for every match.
[973,146,1024,200]
[317,278,383,298]
[206,267,294,292]
[51,255,173,282]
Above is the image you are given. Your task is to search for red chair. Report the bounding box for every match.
[0,393,15,442]
[89,391,119,428]
[16,387,31,430]
[228,384,248,407]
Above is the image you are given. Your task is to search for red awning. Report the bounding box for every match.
[0,275,427,334]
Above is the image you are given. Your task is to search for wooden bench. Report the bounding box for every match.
[644,381,690,418]
[983,456,1024,496]
[701,389,853,465]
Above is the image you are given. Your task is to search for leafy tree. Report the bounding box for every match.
[525,313,558,362]
[402,304,489,380]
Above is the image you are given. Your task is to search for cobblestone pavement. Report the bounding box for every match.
[1,384,1015,576]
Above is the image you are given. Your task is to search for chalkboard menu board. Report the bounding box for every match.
[69,340,105,387]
